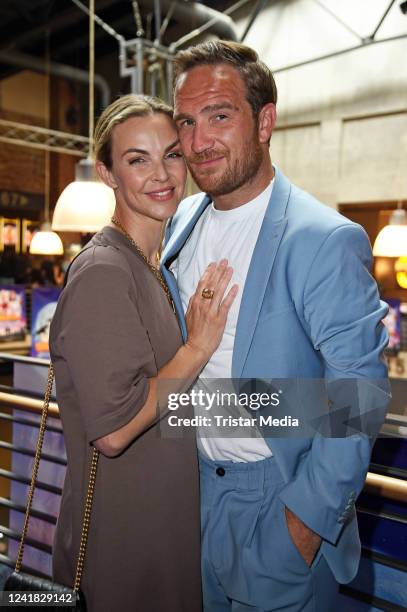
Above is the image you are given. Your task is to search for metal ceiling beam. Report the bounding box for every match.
[46,14,127,61]
[170,0,251,50]
[272,32,407,73]
[310,0,362,42]
[240,0,269,42]
[52,0,241,61]
[0,119,90,156]
[0,0,118,52]
[137,0,238,41]
[369,0,397,40]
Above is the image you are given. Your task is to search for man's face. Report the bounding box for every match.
[174,64,264,197]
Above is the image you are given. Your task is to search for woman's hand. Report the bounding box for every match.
[185,260,238,362]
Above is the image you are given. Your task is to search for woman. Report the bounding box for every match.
[49,94,237,612]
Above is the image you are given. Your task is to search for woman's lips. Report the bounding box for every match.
[145,187,175,201]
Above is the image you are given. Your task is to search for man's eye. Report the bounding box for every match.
[179,119,194,128]
[129,157,145,165]
[215,114,227,121]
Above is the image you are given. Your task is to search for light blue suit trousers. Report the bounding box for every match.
[199,453,339,611]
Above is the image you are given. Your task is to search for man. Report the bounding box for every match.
[161,41,390,611]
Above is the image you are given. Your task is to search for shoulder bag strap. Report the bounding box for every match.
[15,243,100,591]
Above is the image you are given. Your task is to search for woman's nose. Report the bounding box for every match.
[151,161,170,182]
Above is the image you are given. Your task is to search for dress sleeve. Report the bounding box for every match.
[54,263,155,443]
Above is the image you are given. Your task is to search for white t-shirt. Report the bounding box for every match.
[171,180,274,462]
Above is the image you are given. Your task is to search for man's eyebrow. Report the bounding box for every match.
[121,140,180,158]
[174,102,238,123]
[173,112,191,123]
[202,102,237,114]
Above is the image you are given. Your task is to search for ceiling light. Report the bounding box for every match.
[373,207,407,257]
[30,222,64,255]
[51,0,114,233]
[52,158,115,232]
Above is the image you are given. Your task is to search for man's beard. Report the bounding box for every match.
[187,134,264,197]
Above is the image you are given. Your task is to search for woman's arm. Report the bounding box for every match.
[94,260,237,457]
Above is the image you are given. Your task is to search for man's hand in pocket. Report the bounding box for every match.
[285,507,321,567]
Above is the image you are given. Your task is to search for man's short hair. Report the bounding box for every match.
[173,40,277,116]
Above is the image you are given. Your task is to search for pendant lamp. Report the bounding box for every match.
[30,222,64,255]
[51,0,114,233]
[30,31,64,256]
[51,158,115,232]
[373,206,407,257]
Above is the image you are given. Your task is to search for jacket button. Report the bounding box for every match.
[216,467,226,477]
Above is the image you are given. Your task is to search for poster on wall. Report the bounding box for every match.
[0,285,27,341]
[383,298,401,354]
[22,219,41,253]
[31,287,61,358]
[0,217,20,252]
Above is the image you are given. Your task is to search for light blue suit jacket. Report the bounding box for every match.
[161,166,390,584]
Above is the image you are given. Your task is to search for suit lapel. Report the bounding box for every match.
[232,167,291,378]
[161,194,211,341]
[162,194,212,265]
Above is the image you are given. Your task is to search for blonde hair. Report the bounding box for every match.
[94,94,173,168]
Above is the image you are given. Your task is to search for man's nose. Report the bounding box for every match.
[191,124,214,154]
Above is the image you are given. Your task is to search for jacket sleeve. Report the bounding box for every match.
[279,223,391,544]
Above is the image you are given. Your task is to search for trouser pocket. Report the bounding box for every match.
[210,484,315,609]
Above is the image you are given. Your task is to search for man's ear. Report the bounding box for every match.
[96,160,117,190]
[258,103,277,145]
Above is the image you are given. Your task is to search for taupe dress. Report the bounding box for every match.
[49,227,202,612]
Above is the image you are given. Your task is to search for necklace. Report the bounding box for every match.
[110,216,175,313]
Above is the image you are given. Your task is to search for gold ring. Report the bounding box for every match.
[201,288,214,300]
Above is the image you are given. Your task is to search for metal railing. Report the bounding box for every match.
[0,368,65,577]
[0,370,405,579]
[0,390,406,504]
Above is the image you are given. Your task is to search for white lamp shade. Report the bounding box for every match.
[30,229,64,255]
[373,225,407,257]
[52,181,115,232]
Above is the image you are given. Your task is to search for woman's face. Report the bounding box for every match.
[98,113,186,222]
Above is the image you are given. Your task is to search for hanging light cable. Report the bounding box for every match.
[51,0,114,232]
[30,31,64,256]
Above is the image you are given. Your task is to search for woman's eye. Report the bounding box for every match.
[166,151,183,160]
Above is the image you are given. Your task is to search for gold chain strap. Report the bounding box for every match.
[110,216,175,312]
[15,363,99,592]
[73,446,99,591]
